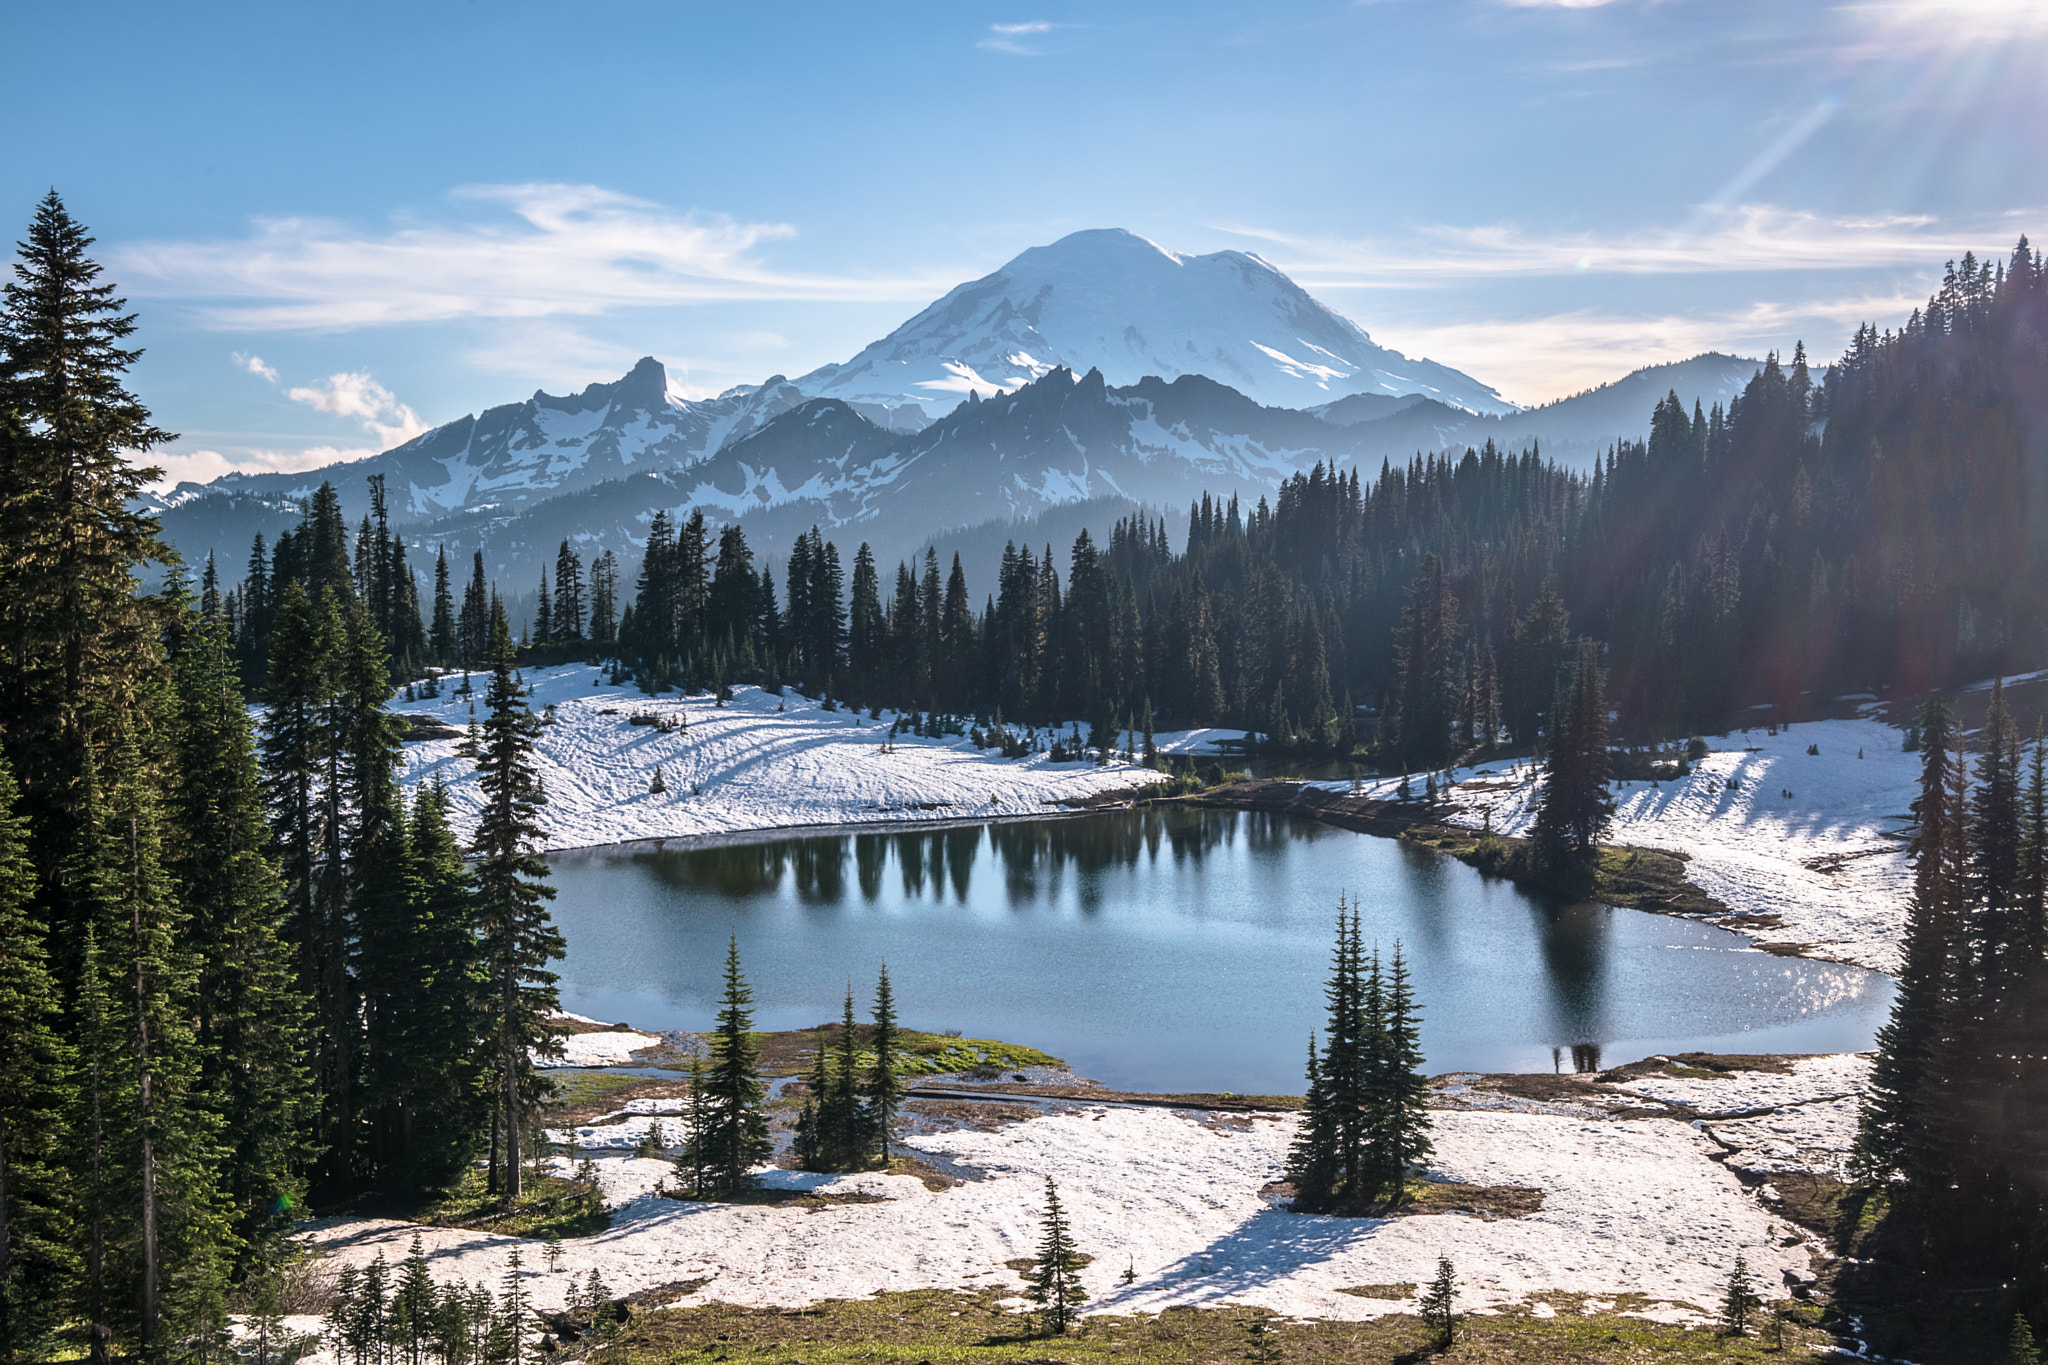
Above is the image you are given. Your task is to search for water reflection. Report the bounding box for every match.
[546,808,1895,1093]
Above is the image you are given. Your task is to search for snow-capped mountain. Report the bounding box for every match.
[792,228,1512,420]
[154,359,820,525]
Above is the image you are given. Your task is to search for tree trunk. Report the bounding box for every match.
[132,818,159,1352]
[505,1054,523,1203]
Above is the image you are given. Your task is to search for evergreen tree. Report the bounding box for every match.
[1285,1033,1338,1210]
[2006,1313,2042,1365]
[466,605,563,1202]
[0,192,174,879]
[1368,942,1433,1203]
[1419,1254,1458,1347]
[166,618,311,1263]
[1024,1177,1088,1335]
[1530,640,1614,881]
[382,783,491,1193]
[701,937,770,1192]
[865,963,904,1166]
[1720,1253,1761,1336]
[815,986,869,1170]
[429,547,457,666]
[0,754,68,1363]
[1857,699,1962,1186]
[68,732,229,1360]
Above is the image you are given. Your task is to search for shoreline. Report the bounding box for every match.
[534,800,1131,859]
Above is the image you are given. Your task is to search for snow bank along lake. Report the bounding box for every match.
[544,806,1891,1092]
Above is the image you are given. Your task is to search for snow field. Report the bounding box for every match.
[547,1029,661,1068]
[300,1084,1854,1333]
[1400,714,1921,973]
[391,666,1163,853]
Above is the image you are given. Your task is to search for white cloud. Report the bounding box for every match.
[979,20,1068,54]
[1226,203,2034,282]
[232,350,279,383]
[285,371,430,451]
[148,444,379,490]
[115,184,952,332]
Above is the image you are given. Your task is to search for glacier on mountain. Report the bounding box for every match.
[793,228,1513,419]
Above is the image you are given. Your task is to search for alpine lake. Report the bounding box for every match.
[542,805,1893,1094]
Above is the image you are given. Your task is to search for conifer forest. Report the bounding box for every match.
[4,165,2048,1364]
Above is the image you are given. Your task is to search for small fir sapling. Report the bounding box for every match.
[1024,1176,1089,1335]
[648,765,665,794]
[544,1236,563,1273]
[1419,1254,1458,1346]
[1243,1312,1283,1365]
[1720,1252,1761,1336]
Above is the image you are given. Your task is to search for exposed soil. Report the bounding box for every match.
[904,1098,1047,1133]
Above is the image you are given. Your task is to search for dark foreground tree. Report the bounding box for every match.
[467,605,563,1201]
[702,938,771,1191]
[0,754,68,1362]
[865,963,904,1165]
[1288,901,1432,1212]
[1529,640,1614,883]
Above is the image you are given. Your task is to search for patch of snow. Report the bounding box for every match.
[1432,717,1919,973]
[544,1029,660,1069]
[394,666,1159,853]
[300,1102,1800,1328]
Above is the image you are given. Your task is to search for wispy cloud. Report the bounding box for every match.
[979,21,1068,55]
[1836,0,2048,47]
[150,444,383,490]
[1224,203,2031,282]
[115,184,949,331]
[1373,291,1925,404]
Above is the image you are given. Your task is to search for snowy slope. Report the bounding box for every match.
[797,228,1513,419]
[1345,712,1919,974]
[390,665,1161,852]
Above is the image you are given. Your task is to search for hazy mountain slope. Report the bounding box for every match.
[1320,353,1762,472]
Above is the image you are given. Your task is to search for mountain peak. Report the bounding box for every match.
[793,227,1510,418]
[534,355,672,414]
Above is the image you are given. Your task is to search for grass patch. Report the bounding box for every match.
[583,1286,1844,1362]
[1337,1283,1417,1300]
[546,1070,663,1112]
[1598,1054,1800,1083]
[751,1025,1065,1080]
[1264,1178,1545,1220]
[413,1167,609,1240]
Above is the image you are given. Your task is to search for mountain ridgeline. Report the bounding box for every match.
[147,228,1758,602]
[216,240,2048,763]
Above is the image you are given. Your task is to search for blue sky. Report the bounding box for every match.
[6,0,2043,485]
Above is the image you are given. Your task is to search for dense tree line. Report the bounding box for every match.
[1854,685,2048,1331]
[214,240,2046,779]
[0,196,569,1362]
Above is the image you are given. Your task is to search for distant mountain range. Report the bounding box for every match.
[149,228,1761,604]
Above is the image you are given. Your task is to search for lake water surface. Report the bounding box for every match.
[545,808,1893,1094]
